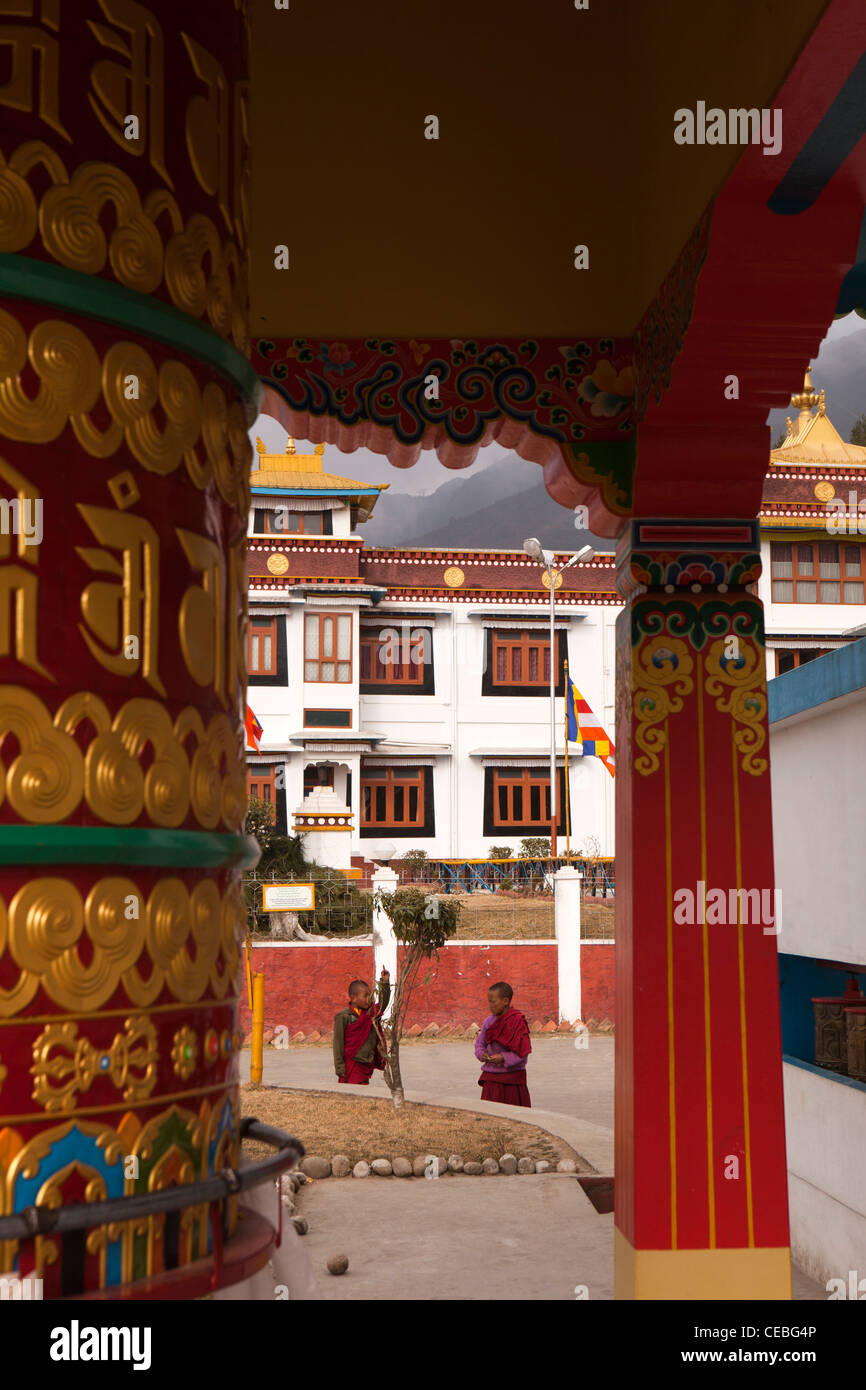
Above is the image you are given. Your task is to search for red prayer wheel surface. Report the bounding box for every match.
[0,0,262,1296]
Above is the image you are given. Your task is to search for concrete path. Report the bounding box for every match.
[241,1034,615,1133]
[241,1036,824,1300]
[300,1173,613,1301]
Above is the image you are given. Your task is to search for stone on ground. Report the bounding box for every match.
[371,1158,393,1176]
[331,1155,351,1178]
[482,1158,499,1175]
[352,1161,371,1179]
[292,1216,308,1235]
[300,1155,331,1179]
[327,1253,349,1276]
[517,1157,535,1174]
[463,1161,483,1175]
[392,1157,412,1177]
[447,1154,464,1172]
[498,1154,518,1174]
[556,1159,577,1173]
[535,1160,551,1174]
[412,1154,428,1176]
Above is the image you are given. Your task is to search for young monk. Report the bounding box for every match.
[333,969,390,1085]
[475,981,532,1106]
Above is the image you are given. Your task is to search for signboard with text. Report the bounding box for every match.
[262,883,316,912]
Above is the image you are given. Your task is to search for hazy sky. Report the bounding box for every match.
[250,316,866,496]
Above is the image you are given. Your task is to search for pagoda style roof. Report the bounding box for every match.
[760,368,866,531]
[770,368,866,468]
[251,436,389,522]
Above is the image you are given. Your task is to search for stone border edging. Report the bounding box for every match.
[247,1076,614,1177]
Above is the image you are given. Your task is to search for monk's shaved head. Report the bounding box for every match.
[348,979,369,999]
[489,981,513,1001]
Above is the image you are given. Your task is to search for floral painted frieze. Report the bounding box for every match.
[253,335,637,449]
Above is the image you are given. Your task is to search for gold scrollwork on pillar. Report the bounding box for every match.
[632,637,695,777]
[0,308,249,512]
[31,1015,159,1111]
[0,874,244,1016]
[0,687,245,830]
[0,143,246,350]
[704,638,768,776]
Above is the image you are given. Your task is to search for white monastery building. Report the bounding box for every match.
[245,371,866,862]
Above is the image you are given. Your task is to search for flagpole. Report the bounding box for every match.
[564,659,571,862]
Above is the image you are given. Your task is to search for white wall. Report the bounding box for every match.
[783,1060,866,1289]
[770,686,866,963]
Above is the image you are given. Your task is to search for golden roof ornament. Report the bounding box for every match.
[285,436,296,454]
[314,442,325,455]
[791,366,820,420]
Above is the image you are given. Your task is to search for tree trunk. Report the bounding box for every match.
[385,1044,405,1109]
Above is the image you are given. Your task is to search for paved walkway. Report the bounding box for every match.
[241,1033,615,1133]
[240,1036,824,1301]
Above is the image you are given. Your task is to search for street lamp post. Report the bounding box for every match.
[523,538,594,860]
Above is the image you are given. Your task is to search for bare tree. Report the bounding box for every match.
[370,887,461,1108]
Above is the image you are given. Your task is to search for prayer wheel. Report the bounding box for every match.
[0,0,275,1297]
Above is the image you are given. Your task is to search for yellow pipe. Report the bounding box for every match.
[250,972,265,1084]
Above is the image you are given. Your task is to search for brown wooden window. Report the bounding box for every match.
[248,617,278,676]
[361,767,427,831]
[483,767,566,835]
[492,630,550,686]
[771,541,865,603]
[360,628,428,688]
[775,648,831,676]
[247,766,277,804]
[304,613,352,682]
[257,510,330,535]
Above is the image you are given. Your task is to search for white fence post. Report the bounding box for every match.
[554,865,583,1024]
[371,865,399,1017]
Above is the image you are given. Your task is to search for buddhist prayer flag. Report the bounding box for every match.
[245,705,263,752]
[566,680,615,777]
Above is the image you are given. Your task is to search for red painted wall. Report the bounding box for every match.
[239,941,615,1035]
[582,943,615,1022]
[240,945,374,1035]
[403,944,557,1026]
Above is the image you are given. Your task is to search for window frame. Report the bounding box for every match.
[483,766,566,836]
[481,629,568,697]
[770,540,865,604]
[359,765,435,838]
[304,612,354,683]
[248,616,278,677]
[359,625,434,694]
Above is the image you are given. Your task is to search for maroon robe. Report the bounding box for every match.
[479,1007,532,1107]
[339,1005,385,1085]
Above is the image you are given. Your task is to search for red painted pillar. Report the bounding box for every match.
[614,518,790,1298]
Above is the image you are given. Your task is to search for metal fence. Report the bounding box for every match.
[245,872,373,938]
[393,856,615,898]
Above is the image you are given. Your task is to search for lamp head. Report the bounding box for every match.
[523,537,545,563]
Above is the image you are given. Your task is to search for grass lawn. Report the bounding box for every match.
[241,1083,589,1169]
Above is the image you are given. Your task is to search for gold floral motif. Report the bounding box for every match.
[0,307,250,515]
[171,1025,198,1081]
[0,1053,6,1094]
[0,873,244,1017]
[30,1016,158,1111]
[0,143,247,352]
[0,687,245,830]
[704,638,768,776]
[632,636,695,777]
